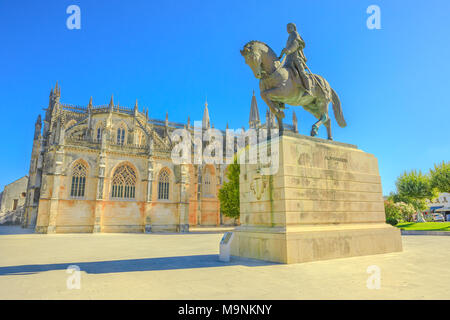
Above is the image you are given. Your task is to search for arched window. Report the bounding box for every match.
[70,162,87,197]
[203,171,211,195]
[158,169,170,200]
[96,127,102,142]
[117,128,125,145]
[111,164,136,199]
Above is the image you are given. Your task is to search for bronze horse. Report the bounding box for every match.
[240,40,346,139]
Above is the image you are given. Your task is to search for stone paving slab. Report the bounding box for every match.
[0,226,449,299]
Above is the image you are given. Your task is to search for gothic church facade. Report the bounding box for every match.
[22,83,297,233]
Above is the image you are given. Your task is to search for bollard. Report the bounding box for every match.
[219,232,234,262]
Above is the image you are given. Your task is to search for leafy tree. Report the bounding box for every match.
[396,170,436,200]
[388,192,428,212]
[429,161,450,193]
[218,158,240,219]
[393,170,438,222]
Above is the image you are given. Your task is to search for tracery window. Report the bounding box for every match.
[117,128,125,145]
[158,169,170,200]
[111,164,136,199]
[70,162,87,197]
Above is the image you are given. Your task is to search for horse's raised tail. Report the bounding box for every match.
[331,88,346,128]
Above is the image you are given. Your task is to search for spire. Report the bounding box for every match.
[292,111,298,133]
[34,115,42,140]
[187,116,191,128]
[54,81,60,97]
[108,94,114,111]
[164,111,169,138]
[202,98,210,129]
[226,122,229,130]
[249,90,260,128]
[134,99,139,116]
[86,97,93,131]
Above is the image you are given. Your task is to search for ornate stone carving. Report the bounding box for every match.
[250,176,268,200]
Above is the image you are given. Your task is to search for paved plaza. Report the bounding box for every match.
[0,226,449,300]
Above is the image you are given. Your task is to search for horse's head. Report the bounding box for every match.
[240,41,278,79]
[241,42,263,79]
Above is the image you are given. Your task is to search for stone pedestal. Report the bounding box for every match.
[230,132,402,264]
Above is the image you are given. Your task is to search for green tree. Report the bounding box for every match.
[388,192,428,212]
[429,161,450,193]
[396,170,435,199]
[394,170,438,222]
[218,158,240,219]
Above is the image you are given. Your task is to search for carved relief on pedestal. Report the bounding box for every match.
[250,176,268,200]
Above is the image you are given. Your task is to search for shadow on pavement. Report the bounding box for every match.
[0,254,277,276]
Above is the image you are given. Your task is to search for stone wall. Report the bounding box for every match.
[0,176,28,225]
[34,145,226,233]
[0,176,28,214]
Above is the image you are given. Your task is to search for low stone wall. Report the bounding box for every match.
[401,230,450,236]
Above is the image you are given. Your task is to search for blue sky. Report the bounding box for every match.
[0,0,449,194]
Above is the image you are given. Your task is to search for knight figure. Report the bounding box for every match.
[279,22,313,95]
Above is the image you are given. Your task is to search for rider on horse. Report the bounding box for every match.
[279,23,313,96]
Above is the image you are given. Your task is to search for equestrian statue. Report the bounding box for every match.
[240,23,346,140]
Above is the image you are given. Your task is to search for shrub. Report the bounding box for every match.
[384,200,401,222]
[384,200,415,223]
[395,201,416,222]
[386,217,398,226]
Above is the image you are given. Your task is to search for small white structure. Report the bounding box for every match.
[219,232,234,262]
[427,193,450,221]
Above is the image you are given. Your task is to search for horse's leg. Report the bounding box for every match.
[261,87,290,118]
[275,103,284,134]
[325,119,332,140]
[260,94,285,135]
[260,93,284,119]
[311,112,329,137]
